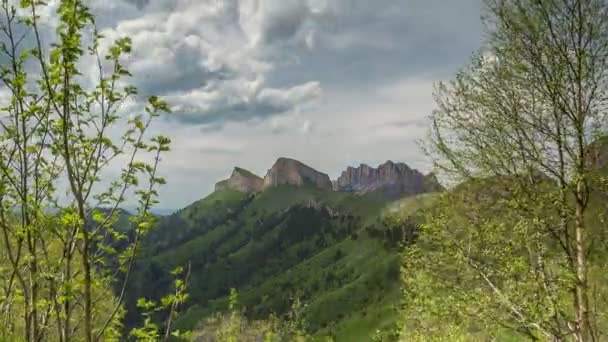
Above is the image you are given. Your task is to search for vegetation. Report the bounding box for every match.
[126,186,409,340]
[402,0,608,340]
[193,289,311,341]
[3,0,608,341]
[0,0,172,340]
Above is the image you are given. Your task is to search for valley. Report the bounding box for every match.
[125,158,440,340]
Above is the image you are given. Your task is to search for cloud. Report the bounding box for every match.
[124,0,148,10]
[381,120,428,129]
[91,0,482,128]
[300,120,313,134]
[96,0,323,127]
[76,0,485,209]
[164,80,321,125]
[198,147,244,156]
[241,0,311,45]
[256,81,321,110]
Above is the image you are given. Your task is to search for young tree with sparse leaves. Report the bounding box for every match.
[402,0,608,341]
[0,0,177,341]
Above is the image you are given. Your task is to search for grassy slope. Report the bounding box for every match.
[146,173,604,340]
[132,185,419,341]
[390,173,608,340]
[322,193,442,340]
[314,167,606,340]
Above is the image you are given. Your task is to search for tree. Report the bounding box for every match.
[403,0,608,341]
[0,0,171,341]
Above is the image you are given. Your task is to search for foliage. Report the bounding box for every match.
[0,0,171,341]
[214,288,240,342]
[406,0,608,340]
[126,186,405,340]
[193,289,310,342]
[129,266,192,342]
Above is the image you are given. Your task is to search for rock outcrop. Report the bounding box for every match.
[215,167,264,193]
[335,161,443,199]
[215,159,443,199]
[263,158,333,191]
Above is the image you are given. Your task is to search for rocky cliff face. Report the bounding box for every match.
[263,158,333,190]
[215,159,442,199]
[335,161,443,199]
[215,167,264,193]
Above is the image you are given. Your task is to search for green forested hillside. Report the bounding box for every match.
[126,185,415,340]
[123,164,608,341]
[395,172,608,340]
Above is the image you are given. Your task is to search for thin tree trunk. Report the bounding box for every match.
[82,230,93,342]
[63,243,72,342]
[574,194,593,341]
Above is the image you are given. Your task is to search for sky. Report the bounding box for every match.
[52,0,486,209]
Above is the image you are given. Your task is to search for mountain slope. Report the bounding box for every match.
[127,184,411,340]
[125,157,444,340]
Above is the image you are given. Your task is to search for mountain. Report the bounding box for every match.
[335,161,443,199]
[127,187,406,339]
[215,167,264,193]
[263,157,333,191]
[125,157,441,340]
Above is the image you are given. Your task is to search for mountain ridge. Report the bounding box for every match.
[213,158,442,200]
[335,160,443,199]
[128,183,407,340]
[263,157,333,190]
[127,156,446,340]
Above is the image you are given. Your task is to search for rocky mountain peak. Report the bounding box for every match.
[335,161,443,199]
[263,158,333,191]
[215,167,264,193]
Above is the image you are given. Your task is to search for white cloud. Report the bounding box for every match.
[257,81,321,110]
[72,0,485,209]
[304,30,316,50]
[300,120,313,134]
[96,0,322,126]
[147,76,442,207]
